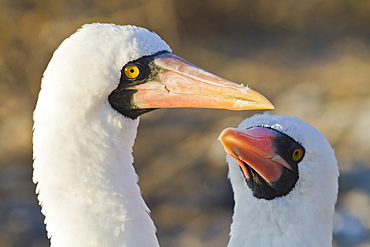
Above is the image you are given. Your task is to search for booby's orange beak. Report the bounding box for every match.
[128,53,274,110]
[219,127,292,183]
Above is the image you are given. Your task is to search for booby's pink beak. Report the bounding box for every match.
[218,127,292,183]
[128,53,274,110]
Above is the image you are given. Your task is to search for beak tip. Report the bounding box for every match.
[259,96,275,110]
[241,88,275,110]
[218,127,236,142]
[266,103,275,110]
[266,100,275,110]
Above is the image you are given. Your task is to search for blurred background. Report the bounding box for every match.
[1,0,370,246]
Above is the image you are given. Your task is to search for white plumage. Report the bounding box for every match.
[33,24,167,247]
[219,114,339,247]
[33,23,273,246]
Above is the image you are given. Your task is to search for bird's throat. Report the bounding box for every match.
[33,104,159,246]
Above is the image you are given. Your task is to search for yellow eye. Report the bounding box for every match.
[292,149,303,161]
[124,65,140,79]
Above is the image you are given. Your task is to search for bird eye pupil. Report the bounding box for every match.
[292,149,303,161]
[124,65,140,79]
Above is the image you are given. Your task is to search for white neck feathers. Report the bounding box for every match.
[228,161,335,247]
[33,103,159,246]
[32,23,171,246]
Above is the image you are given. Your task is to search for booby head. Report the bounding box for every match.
[39,23,273,121]
[219,123,303,200]
[219,114,338,246]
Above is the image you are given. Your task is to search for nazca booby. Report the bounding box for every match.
[32,23,273,247]
[219,114,338,247]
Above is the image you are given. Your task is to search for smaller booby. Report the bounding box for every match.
[219,114,339,247]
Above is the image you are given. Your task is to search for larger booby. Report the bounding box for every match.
[219,114,338,247]
[33,23,273,247]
